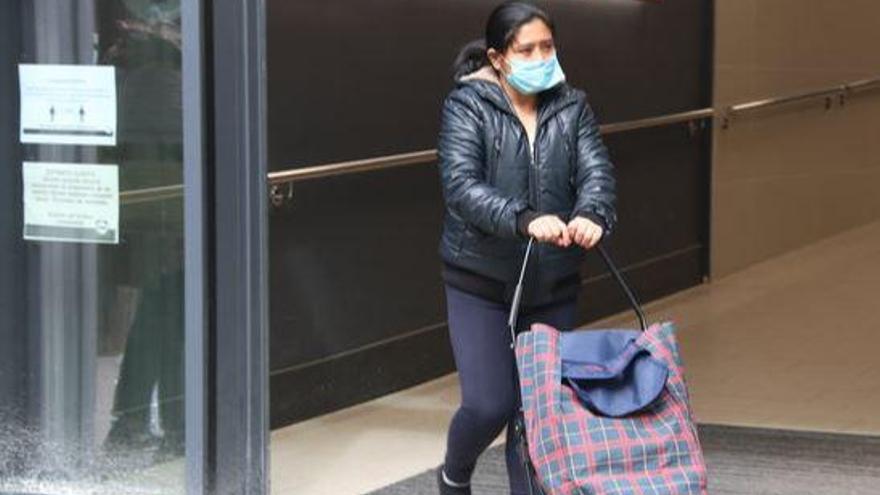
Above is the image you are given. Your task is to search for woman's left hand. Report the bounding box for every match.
[567,216,603,250]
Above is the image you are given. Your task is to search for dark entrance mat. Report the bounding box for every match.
[368,424,880,495]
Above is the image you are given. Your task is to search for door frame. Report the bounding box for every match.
[202,0,270,494]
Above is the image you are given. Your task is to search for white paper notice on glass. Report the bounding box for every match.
[19,64,117,146]
[22,162,119,244]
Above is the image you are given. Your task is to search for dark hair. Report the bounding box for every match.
[453,1,555,80]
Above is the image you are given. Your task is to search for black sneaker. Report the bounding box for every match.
[436,466,471,495]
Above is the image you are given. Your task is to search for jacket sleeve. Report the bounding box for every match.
[438,94,528,239]
[571,100,618,237]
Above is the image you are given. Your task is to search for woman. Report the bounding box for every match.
[436,2,617,494]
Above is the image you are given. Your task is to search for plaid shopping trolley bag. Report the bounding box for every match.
[508,239,708,495]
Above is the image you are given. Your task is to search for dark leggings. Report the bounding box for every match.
[443,284,577,495]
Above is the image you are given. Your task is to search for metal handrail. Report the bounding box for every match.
[120,183,184,205]
[598,107,714,135]
[266,107,715,185]
[728,87,843,115]
[267,149,438,185]
[117,74,880,203]
[847,77,880,93]
[121,106,716,203]
[722,76,880,126]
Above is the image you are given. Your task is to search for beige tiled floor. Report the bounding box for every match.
[271,220,880,495]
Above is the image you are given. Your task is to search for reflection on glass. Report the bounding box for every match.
[0,1,185,494]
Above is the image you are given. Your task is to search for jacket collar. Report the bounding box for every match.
[457,65,580,127]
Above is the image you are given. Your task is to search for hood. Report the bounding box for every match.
[457,66,513,114]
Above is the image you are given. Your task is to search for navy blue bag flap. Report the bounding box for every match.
[560,329,668,417]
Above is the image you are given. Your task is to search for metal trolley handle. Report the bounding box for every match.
[507,238,648,347]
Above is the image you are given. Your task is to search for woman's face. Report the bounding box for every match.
[489,18,556,74]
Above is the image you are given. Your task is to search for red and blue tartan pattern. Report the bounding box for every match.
[516,321,709,495]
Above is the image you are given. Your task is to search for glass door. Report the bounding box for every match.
[1,1,192,493]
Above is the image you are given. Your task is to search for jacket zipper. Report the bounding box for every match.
[528,124,541,211]
[527,126,540,297]
[500,90,543,211]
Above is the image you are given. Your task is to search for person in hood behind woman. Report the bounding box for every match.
[436,2,617,494]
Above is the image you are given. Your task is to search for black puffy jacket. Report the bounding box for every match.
[437,66,617,307]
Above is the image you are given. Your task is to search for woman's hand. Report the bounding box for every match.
[527,215,571,247]
[567,216,603,250]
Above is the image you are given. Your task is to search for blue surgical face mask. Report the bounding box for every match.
[505,53,566,95]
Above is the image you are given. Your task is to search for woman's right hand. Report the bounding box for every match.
[527,215,572,248]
